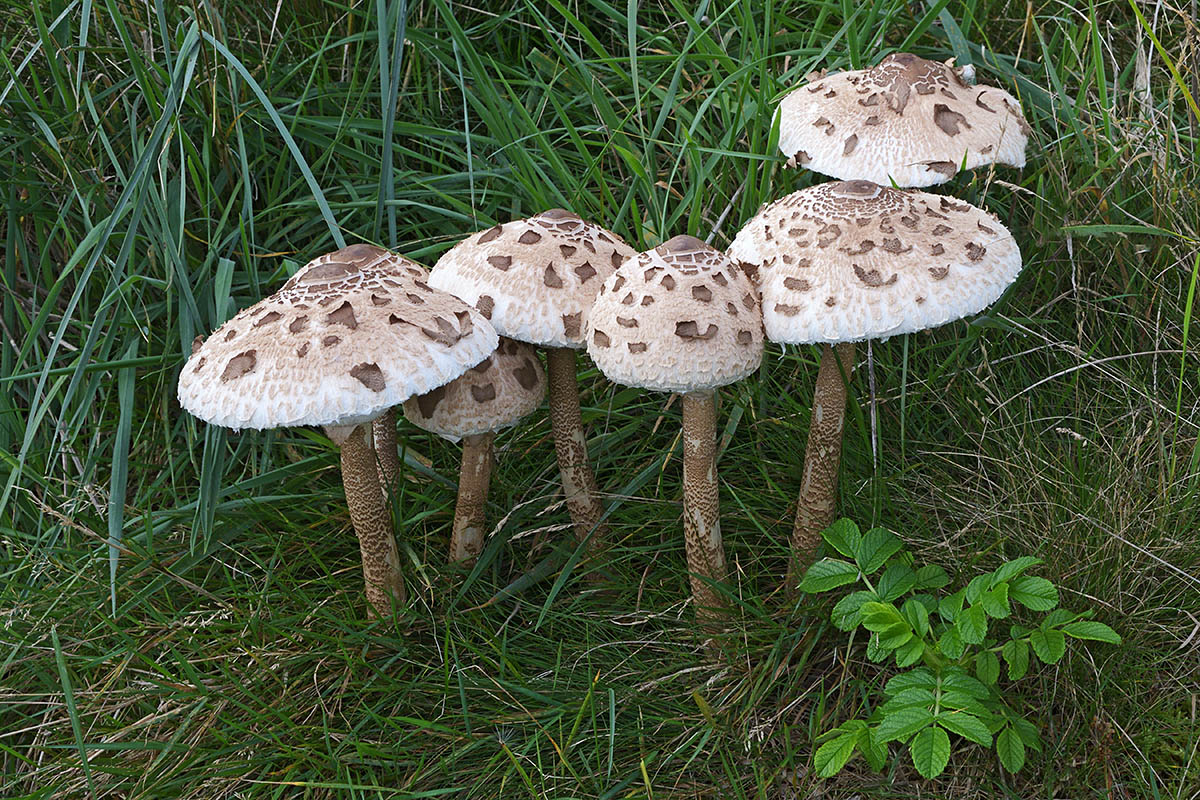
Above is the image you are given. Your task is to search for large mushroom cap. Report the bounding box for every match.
[778,53,1031,187]
[427,210,637,349]
[403,337,546,441]
[178,244,499,430]
[586,235,764,393]
[727,180,1022,344]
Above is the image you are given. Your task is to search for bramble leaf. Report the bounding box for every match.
[941,668,990,698]
[1030,628,1066,664]
[938,711,993,746]
[965,574,991,605]
[876,706,934,742]
[975,650,1000,685]
[980,584,1011,618]
[991,556,1041,585]
[938,590,966,623]
[813,726,862,777]
[877,563,917,602]
[885,668,936,695]
[914,564,950,590]
[1010,575,1058,611]
[862,726,888,771]
[996,727,1026,773]
[901,598,931,638]
[894,637,926,667]
[799,558,860,593]
[1002,638,1030,680]
[938,625,965,660]
[910,725,951,778]
[822,518,862,559]
[831,590,876,631]
[856,528,903,575]
[1062,621,1120,644]
[860,602,904,632]
[956,605,988,645]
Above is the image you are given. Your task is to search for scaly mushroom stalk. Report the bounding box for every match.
[329,422,407,616]
[547,347,608,552]
[372,408,401,495]
[790,342,855,580]
[681,390,727,621]
[449,432,494,563]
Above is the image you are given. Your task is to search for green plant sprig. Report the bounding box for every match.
[802,519,1121,780]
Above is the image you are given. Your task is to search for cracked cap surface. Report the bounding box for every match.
[727,180,1023,344]
[403,337,546,441]
[778,52,1030,187]
[178,244,498,430]
[586,235,764,393]
[427,209,637,349]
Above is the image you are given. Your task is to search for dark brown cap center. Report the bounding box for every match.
[540,208,581,221]
[830,180,884,199]
[657,234,709,254]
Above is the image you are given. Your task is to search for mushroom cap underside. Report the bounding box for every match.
[178,244,499,430]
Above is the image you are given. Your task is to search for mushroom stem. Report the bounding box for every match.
[546,347,608,553]
[334,423,407,616]
[681,390,728,621]
[790,342,856,581]
[372,408,401,496]
[449,432,494,563]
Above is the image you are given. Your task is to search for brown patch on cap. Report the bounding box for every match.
[488,255,512,271]
[543,265,563,288]
[593,330,611,348]
[221,350,257,381]
[712,272,728,287]
[661,275,676,290]
[825,296,837,307]
[853,265,898,288]
[627,342,647,353]
[923,160,957,177]
[421,316,464,346]
[774,303,800,316]
[675,321,718,340]
[742,292,756,310]
[560,245,577,257]
[476,295,494,319]
[932,224,953,236]
[965,242,987,261]
[561,312,582,339]
[518,230,542,245]
[254,311,282,328]
[641,296,655,306]
[978,222,997,235]
[299,262,354,283]
[929,265,950,280]
[478,225,503,244]
[574,262,597,282]
[841,240,875,255]
[406,292,425,304]
[794,149,811,165]
[725,302,738,315]
[616,316,638,328]
[737,330,753,344]
[415,385,446,418]
[325,301,358,329]
[933,103,970,135]
[975,94,995,112]
[692,285,712,302]
[370,293,390,306]
[191,335,205,355]
[296,343,309,358]
[224,329,238,342]
[864,115,882,126]
[931,243,945,255]
[843,133,858,156]
[611,251,625,268]
[322,335,340,347]
[350,362,385,392]
[813,116,835,135]
[881,238,910,254]
[514,360,540,389]
[470,383,497,402]
[783,277,811,292]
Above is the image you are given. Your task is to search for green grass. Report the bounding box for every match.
[2,0,1198,796]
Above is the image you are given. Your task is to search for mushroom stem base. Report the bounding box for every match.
[682,390,728,622]
[546,347,608,555]
[372,408,401,497]
[790,342,855,584]
[335,422,407,617]
[449,432,494,563]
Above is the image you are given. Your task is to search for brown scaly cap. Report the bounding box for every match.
[726,180,1022,344]
[427,209,637,349]
[178,244,498,430]
[403,337,546,441]
[585,235,764,393]
[778,53,1031,187]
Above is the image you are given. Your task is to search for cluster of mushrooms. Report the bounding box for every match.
[178,53,1031,622]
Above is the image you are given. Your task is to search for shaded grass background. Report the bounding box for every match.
[2,0,1198,796]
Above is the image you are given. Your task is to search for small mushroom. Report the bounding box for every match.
[728,180,1023,584]
[586,235,764,621]
[403,337,547,563]
[777,52,1031,187]
[178,244,498,616]
[428,209,636,558]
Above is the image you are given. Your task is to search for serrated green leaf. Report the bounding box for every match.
[1043,608,1073,627]
[914,564,950,590]
[1062,621,1121,644]
[980,584,1011,618]
[862,726,888,771]
[938,625,965,659]
[866,633,888,662]
[996,727,1026,773]
[901,598,931,638]
[1010,716,1043,750]
[1002,638,1029,680]
[938,711,993,746]
[831,590,876,631]
[799,558,861,593]
[938,590,966,622]
[813,728,861,777]
[965,574,991,605]
[876,705,934,742]
[937,690,989,715]
[877,622,914,651]
[885,668,936,695]
[910,725,951,778]
[975,651,1000,685]
[957,605,988,645]
[1010,575,1059,611]
[881,687,935,714]
[822,518,862,559]
[877,563,917,602]
[857,528,903,574]
[991,556,1041,585]
[894,637,926,667]
[860,602,904,632]
[1030,628,1066,664]
[941,668,990,698]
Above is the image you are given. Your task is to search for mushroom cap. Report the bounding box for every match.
[585,235,764,393]
[403,337,547,441]
[178,244,499,431]
[778,53,1031,187]
[726,180,1023,344]
[427,209,637,349]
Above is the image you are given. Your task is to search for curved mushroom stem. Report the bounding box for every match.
[330,422,407,617]
[790,341,856,583]
[546,347,608,554]
[372,408,401,497]
[681,390,728,622]
[449,432,494,563]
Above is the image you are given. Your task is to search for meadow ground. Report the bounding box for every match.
[2,1,1198,797]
